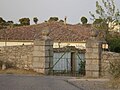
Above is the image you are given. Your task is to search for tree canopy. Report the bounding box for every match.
[81,16,88,24]
[19,18,30,26]
[0,17,14,29]
[59,19,64,23]
[90,0,120,22]
[48,17,59,22]
[33,17,38,24]
[90,0,120,31]
[0,17,6,24]
[90,0,120,53]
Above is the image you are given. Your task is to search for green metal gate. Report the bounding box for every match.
[50,46,85,76]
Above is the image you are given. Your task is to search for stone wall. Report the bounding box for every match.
[0,45,33,69]
[101,51,120,77]
[0,39,53,74]
[0,29,53,74]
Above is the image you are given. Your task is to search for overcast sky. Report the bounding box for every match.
[0,0,120,24]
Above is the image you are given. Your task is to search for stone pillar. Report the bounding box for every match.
[85,38,102,78]
[33,29,53,74]
[85,28,107,78]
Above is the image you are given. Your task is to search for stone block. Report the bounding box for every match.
[34,46,43,51]
[86,60,92,65]
[39,57,46,62]
[45,62,50,68]
[46,51,52,56]
[45,40,53,46]
[33,50,53,57]
[44,46,50,51]
[92,60,99,64]
[86,60,99,65]
[44,69,50,74]
[92,72,99,78]
[33,57,41,61]
[49,57,53,66]
[91,64,99,70]
[34,68,45,74]
[34,40,45,46]
[39,63,45,68]
[86,64,99,71]
[92,43,99,48]
[92,48,99,52]
[86,48,93,52]
[49,41,53,45]
[86,71,92,77]
[48,51,53,56]
[45,57,50,63]
[33,61,40,68]
[34,46,46,51]
[86,53,99,59]
[33,61,45,68]
[34,40,52,46]
[86,41,99,48]
[34,68,50,74]
[33,51,44,56]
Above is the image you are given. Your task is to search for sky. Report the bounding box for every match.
[0,0,120,24]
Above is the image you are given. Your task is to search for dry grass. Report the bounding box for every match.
[108,78,120,89]
[0,69,40,75]
[108,58,120,89]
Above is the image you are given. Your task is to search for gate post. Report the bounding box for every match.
[85,30,105,78]
[71,52,76,75]
[32,29,53,74]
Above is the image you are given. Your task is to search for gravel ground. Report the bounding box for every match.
[68,79,120,90]
[0,74,80,90]
[0,74,119,90]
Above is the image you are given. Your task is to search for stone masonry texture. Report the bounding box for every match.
[0,45,33,69]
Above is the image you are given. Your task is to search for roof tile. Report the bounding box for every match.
[0,22,92,42]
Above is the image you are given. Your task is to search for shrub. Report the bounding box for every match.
[107,37,120,53]
[0,60,16,69]
[0,60,3,69]
[79,60,85,75]
[5,61,16,69]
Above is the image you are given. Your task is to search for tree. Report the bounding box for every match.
[90,0,120,53]
[7,21,13,24]
[6,21,14,26]
[90,0,120,31]
[33,17,38,24]
[81,16,88,24]
[0,17,6,24]
[48,17,59,22]
[59,19,64,23]
[0,17,6,26]
[93,19,103,24]
[0,17,7,29]
[13,23,22,27]
[19,18,30,26]
[90,0,120,22]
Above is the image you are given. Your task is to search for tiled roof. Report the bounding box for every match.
[0,22,92,42]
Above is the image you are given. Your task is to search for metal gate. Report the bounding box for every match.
[51,46,85,76]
